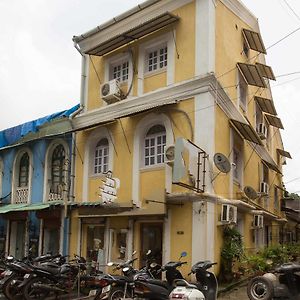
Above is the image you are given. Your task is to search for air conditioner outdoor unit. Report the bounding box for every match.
[221,204,237,224]
[100,79,122,104]
[260,181,269,195]
[253,214,264,228]
[164,145,175,166]
[257,123,267,140]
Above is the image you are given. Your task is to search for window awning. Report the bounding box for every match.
[0,201,63,214]
[230,119,262,145]
[265,114,284,129]
[262,159,282,174]
[256,63,276,81]
[237,63,266,88]
[277,149,292,159]
[85,12,179,56]
[254,96,277,115]
[0,203,28,214]
[242,28,267,54]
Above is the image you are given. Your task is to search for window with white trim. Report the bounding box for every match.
[110,60,129,82]
[147,45,168,73]
[50,145,65,195]
[232,132,243,184]
[274,187,279,211]
[238,71,248,111]
[19,152,29,187]
[144,125,166,166]
[94,138,109,174]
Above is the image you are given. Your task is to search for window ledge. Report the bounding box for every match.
[144,68,167,79]
[89,174,107,179]
[140,165,165,173]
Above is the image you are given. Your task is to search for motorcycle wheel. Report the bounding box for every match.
[109,286,131,300]
[23,276,54,300]
[2,274,24,300]
[247,276,274,300]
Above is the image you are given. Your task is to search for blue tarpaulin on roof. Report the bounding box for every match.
[0,104,79,148]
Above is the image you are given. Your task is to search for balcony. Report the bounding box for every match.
[48,192,63,202]
[15,187,29,204]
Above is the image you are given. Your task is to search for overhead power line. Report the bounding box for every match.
[282,0,300,21]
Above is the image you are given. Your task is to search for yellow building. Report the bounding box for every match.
[70,0,290,274]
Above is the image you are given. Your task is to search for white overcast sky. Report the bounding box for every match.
[0,0,300,192]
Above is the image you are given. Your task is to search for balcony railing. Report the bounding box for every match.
[48,192,64,202]
[15,187,29,204]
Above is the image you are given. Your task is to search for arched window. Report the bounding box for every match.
[94,138,109,174]
[144,125,166,166]
[18,152,29,187]
[50,145,65,195]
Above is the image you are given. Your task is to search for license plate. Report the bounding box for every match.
[102,285,111,293]
[88,289,97,296]
[24,274,30,278]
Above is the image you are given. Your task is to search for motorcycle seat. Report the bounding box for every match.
[143,278,168,289]
[276,263,300,273]
[34,263,60,275]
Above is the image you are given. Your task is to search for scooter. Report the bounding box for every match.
[134,251,188,300]
[169,260,218,300]
[247,262,300,300]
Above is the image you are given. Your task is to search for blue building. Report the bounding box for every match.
[0,104,79,258]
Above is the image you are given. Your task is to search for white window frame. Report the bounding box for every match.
[145,44,168,74]
[231,131,244,186]
[138,32,175,96]
[132,113,173,206]
[105,53,133,85]
[43,139,69,203]
[93,138,109,175]
[110,60,129,83]
[82,127,114,202]
[144,126,166,167]
[12,148,33,204]
[237,70,248,112]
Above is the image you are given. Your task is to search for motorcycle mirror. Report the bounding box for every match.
[146,250,152,256]
[150,262,157,268]
[123,267,129,272]
[7,256,14,261]
[107,262,114,267]
[180,251,187,259]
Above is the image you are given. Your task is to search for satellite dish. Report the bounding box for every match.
[213,153,231,173]
[244,186,258,200]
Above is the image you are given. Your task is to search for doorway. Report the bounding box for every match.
[140,223,163,267]
[10,221,26,259]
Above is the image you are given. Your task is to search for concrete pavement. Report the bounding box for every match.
[218,283,248,300]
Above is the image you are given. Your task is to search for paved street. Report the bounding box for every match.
[218,283,248,300]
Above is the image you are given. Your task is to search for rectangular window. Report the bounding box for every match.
[144,134,166,166]
[232,132,243,184]
[274,187,279,211]
[238,71,248,111]
[262,163,269,184]
[147,46,167,72]
[111,61,129,82]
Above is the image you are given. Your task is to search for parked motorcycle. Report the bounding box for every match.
[133,251,188,300]
[169,260,218,300]
[95,251,139,299]
[247,262,300,300]
[21,254,87,300]
[0,253,62,300]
